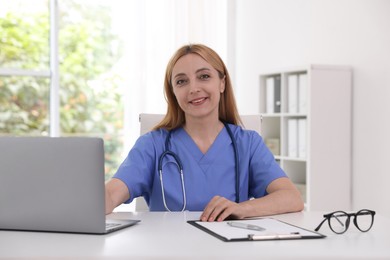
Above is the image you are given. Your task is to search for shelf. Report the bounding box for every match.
[259,65,352,211]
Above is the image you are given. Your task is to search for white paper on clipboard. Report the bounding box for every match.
[188,218,325,242]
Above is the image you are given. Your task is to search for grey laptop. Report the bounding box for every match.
[0,137,139,234]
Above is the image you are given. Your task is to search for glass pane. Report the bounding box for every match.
[0,0,49,70]
[59,1,124,180]
[329,211,348,233]
[356,210,374,231]
[0,76,50,135]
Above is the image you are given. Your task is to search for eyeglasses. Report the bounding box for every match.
[314,209,376,234]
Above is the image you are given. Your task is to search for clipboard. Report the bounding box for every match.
[188,218,326,242]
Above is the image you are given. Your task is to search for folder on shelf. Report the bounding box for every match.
[288,74,298,113]
[274,76,281,113]
[188,218,325,242]
[298,73,307,113]
[266,77,275,113]
[287,118,298,157]
[266,76,281,113]
[298,118,307,158]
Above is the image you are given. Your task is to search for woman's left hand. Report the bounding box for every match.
[200,178,304,222]
[200,195,246,222]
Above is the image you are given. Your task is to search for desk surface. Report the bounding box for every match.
[1,211,390,259]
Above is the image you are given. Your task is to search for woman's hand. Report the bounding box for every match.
[200,196,247,222]
[105,178,130,214]
[199,178,304,222]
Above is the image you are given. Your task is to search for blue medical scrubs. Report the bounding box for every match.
[114,124,287,211]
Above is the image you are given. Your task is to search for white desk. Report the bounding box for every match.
[1,211,389,259]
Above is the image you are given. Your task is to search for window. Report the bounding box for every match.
[0,0,50,135]
[58,1,124,179]
[1,0,229,182]
[1,0,124,179]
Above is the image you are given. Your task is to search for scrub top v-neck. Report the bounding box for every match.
[113,124,286,211]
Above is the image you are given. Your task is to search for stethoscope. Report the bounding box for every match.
[158,122,239,212]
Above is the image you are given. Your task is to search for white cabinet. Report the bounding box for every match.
[259,65,352,211]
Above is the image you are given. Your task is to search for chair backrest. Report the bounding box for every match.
[135,113,263,211]
[139,113,165,135]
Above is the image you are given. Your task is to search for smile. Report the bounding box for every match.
[190,97,207,105]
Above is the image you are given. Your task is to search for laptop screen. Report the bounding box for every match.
[0,137,107,233]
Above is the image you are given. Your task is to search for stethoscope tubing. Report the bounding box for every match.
[158,122,239,211]
[224,122,240,203]
[158,150,186,212]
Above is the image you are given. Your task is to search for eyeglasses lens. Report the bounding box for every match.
[356,210,374,232]
[329,211,348,234]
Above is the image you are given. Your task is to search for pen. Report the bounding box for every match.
[248,233,301,240]
[227,221,266,231]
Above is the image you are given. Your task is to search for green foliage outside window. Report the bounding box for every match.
[0,2,124,180]
[0,10,50,134]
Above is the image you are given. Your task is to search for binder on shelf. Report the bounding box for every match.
[298,73,307,113]
[287,118,298,158]
[265,76,281,113]
[288,74,298,113]
[274,76,281,113]
[298,118,307,158]
[266,77,274,113]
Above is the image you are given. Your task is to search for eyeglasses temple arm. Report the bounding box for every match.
[314,218,327,232]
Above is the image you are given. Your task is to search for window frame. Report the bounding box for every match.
[0,0,59,137]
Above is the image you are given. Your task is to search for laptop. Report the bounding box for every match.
[0,137,139,234]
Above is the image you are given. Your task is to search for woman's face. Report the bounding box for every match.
[171,53,225,121]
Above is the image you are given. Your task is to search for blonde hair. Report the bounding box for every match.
[154,44,241,131]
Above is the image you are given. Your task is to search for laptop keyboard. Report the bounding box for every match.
[106,222,121,229]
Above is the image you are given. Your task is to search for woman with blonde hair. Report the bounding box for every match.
[105,44,303,221]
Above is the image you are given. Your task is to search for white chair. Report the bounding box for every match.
[135,113,263,211]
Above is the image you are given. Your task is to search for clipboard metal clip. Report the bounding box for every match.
[248,233,302,241]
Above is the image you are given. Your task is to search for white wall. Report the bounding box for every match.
[233,0,390,217]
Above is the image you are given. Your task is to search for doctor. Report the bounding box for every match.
[105,44,304,221]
